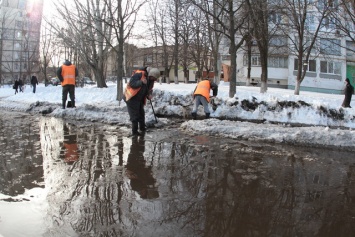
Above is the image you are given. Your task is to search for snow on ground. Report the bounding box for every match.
[0,81,354,150]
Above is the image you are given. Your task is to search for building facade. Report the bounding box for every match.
[0,0,43,84]
[220,1,355,94]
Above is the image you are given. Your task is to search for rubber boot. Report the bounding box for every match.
[132,122,140,136]
[191,112,197,120]
[205,113,210,119]
[62,100,66,109]
[72,100,75,108]
[139,121,146,132]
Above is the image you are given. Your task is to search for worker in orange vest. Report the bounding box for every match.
[124,67,160,135]
[191,78,218,119]
[57,59,78,109]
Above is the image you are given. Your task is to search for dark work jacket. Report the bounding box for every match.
[127,71,154,104]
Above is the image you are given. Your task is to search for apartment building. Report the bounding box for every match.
[220,1,355,94]
[0,0,43,84]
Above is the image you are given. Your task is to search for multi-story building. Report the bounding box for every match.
[0,0,43,84]
[220,2,355,94]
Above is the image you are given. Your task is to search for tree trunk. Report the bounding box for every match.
[229,44,237,97]
[294,80,301,95]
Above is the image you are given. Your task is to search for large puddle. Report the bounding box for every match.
[0,111,355,237]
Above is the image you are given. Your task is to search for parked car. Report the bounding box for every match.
[83,77,95,85]
[51,77,60,86]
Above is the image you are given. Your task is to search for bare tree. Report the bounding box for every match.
[40,19,58,85]
[191,0,247,98]
[334,0,355,45]
[179,2,194,83]
[245,0,269,93]
[146,0,174,84]
[51,0,111,88]
[276,0,331,95]
[103,0,145,101]
[185,3,210,83]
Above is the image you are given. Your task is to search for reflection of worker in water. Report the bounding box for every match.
[125,135,159,199]
[60,124,79,164]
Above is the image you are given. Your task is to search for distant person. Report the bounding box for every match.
[191,78,218,119]
[13,79,19,94]
[342,78,354,108]
[57,59,78,109]
[30,74,39,93]
[124,67,160,135]
[18,79,24,92]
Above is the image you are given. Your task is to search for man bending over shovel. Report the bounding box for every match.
[191,78,218,119]
[124,67,160,136]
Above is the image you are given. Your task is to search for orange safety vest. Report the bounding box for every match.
[61,65,76,86]
[64,143,79,163]
[124,70,146,101]
[194,80,211,102]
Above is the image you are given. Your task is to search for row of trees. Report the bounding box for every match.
[40,0,355,99]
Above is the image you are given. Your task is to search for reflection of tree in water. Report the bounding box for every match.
[40,118,355,236]
[156,140,355,237]
[0,113,43,198]
[42,120,126,236]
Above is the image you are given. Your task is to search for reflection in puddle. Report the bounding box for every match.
[0,113,355,237]
[126,135,159,199]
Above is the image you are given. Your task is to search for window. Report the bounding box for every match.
[320,61,341,74]
[268,57,288,68]
[294,59,299,71]
[251,55,261,66]
[222,55,230,60]
[294,59,316,71]
[320,38,341,55]
[243,55,262,66]
[308,60,316,72]
[145,55,152,63]
[14,52,19,60]
[318,0,338,9]
[305,13,316,31]
[270,36,287,47]
[15,21,22,28]
[18,0,26,9]
[323,17,336,30]
[269,12,282,24]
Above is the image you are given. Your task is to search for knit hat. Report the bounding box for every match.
[148,68,160,80]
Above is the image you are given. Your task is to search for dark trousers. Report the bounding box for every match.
[62,85,75,108]
[32,84,36,93]
[126,99,146,133]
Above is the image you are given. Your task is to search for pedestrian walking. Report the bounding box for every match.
[13,79,19,94]
[124,67,160,135]
[342,78,354,108]
[56,59,78,109]
[30,74,39,93]
[191,78,218,119]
